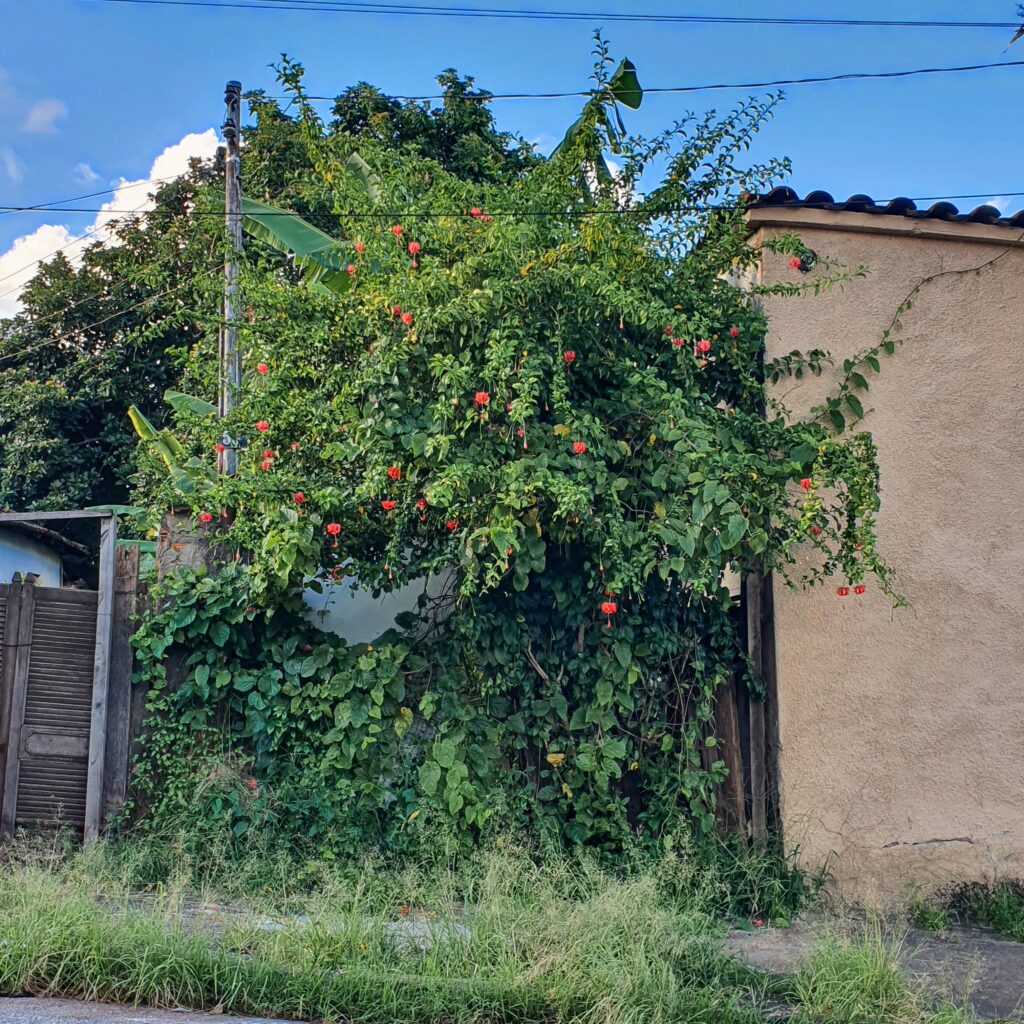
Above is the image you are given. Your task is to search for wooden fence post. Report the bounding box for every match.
[101,545,140,829]
[714,675,747,838]
[746,573,768,841]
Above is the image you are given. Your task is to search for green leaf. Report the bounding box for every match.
[608,58,643,109]
[614,642,632,670]
[721,514,748,551]
[845,394,865,419]
[418,761,441,796]
[164,390,216,417]
[208,621,230,647]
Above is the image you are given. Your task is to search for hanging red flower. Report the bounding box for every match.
[391,225,403,236]
[416,498,427,510]
[474,391,490,406]
[600,599,618,628]
[260,459,273,471]
[381,499,397,511]
[198,511,213,523]
[672,337,685,348]
[663,326,674,337]
[347,264,356,275]
[729,327,740,337]
[392,304,402,315]
[800,477,813,491]
[326,522,341,536]
[290,442,299,451]
[387,466,401,480]
[446,519,459,531]
[563,350,576,364]
[261,449,274,459]
[256,420,269,432]
[256,362,269,375]
[408,241,420,256]
[788,256,802,269]
[695,339,711,354]
[854,584,866,595]
[470,207,481,218]
[516,427,525,437]
[401,311,414,326]
[572,441,587,455]
[836,586,850,597]
[214,442,226,453]
[354,240,365,253]
[810,525,821,536]
[294,492,305,503]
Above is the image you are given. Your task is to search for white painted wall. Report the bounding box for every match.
[0,529,62,587]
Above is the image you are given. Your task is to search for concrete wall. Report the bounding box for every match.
[0,529,62,587]
[749,207,1024,905]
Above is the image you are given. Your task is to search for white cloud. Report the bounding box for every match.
[22,99,69,134]
[0,129,220,318]
[0,224,78,318]
[73,162,101,185]
[1,147,24,184]
[986,196,1014,213]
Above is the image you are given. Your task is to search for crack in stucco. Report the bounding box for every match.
[882,837,975,849]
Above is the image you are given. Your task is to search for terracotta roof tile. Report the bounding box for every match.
[754,187,1024,229]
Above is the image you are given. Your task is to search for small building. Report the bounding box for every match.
[0,521,90,588]
[747,190,1024,905]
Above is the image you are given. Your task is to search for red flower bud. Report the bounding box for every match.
[387,466,401,480]
[408,241,420,256]
[392,304,402,315]
[516,427,525,437]
[401,311,414,326]
[391,225,403,236]
[800,477,813,491]
[563,350,576,364]
[788,256,802,269]
[474,391,490,406]
[256,420,269,432]
[381,499,396,511]
[256,362,268,375]
[572,441,587,454]
[672,337,685,348]
[810,525,821,536]
[326,522,341,536]
[695,339,711,354]
[416,498,427,510]
[729,327,740,337]
[294,492,305,503]
[347,264,356,275]
[198,511,213,523]
[663,327,674,337]
[446,519,459,531]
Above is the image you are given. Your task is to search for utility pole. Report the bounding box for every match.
[218,80,242,476]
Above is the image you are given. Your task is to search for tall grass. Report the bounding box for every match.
[0,832,980,1024]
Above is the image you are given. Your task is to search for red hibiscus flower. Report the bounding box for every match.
[563,350,576,364]
[256,420,269,432]
[788,256,802,269]
[401,311,414,326]
[387,466,401,480]
[470,207,481,218]
[198,511,213,523]
[408,241,420,256]
[326,522,341,536]
[572,441,587,454]
[354,240,365,253]
[294,492,305,503]
[695,339,711,354]
[261,459,273,471]
[256,362,269,375]
[381,499,396,511]
[416,498,427,510]
[474,391,490,406]
[800,477,813,491]
[446,519,459,531]
[214,442,226,453]
[391,225,403,237]
[729,327,740,337]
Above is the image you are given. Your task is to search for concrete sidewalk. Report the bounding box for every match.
[0,998,302,1024]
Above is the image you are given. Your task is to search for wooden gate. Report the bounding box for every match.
[0,583,98,834]
[0,510,139,844]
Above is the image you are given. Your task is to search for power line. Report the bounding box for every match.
[287,59,1024,102]
[0,175,179,219]
[0,286,183,365]
[3,192,1023,218]
[89,0,1021,28]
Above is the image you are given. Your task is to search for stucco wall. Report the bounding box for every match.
[750,208,1024,905]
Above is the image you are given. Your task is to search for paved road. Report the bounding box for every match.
[0,998,303,1024]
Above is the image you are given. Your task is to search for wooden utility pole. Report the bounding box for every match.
[218,80,242,476]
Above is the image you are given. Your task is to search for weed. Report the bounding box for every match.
[949,881,1024,943]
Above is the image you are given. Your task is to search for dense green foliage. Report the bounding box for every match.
[0,71,532,515]
[130,47,892,856]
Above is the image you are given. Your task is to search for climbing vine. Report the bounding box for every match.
[130,43,895,854]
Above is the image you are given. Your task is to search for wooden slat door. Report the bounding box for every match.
[0,587,98,835]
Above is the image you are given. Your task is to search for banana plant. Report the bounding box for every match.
[127,392,216,496]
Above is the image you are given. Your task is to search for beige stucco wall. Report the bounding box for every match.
[750,207,1024,906]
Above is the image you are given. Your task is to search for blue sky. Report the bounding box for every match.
[1,0,1022,312]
